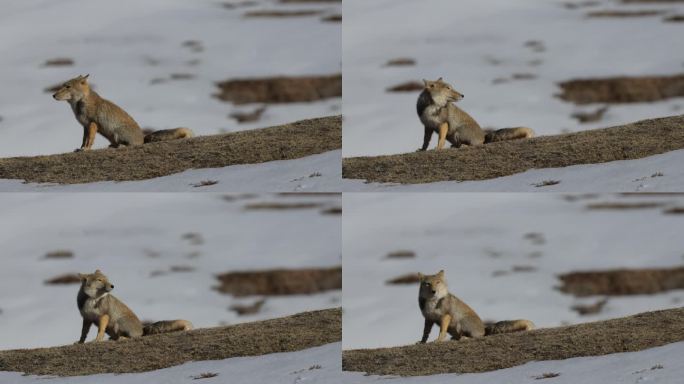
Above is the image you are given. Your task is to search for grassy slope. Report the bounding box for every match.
[342,115,684,184]
[0,308,340,377]
[0,116,341,184]
[342,307,684,376]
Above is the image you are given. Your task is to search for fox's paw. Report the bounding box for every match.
[416,148,426,152]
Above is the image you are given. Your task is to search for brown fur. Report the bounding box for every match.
[76,270,192,343]
[53,75,194,151]
[417,78,534,150]
[417,270,534,343]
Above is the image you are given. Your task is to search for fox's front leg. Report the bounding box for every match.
[77,318,92,344]
[436,314,452,342]
[436,122,448,150]
[419,319,433,343]
[95,314,110,342]
[418,125,432,151]
[76,122,98,152]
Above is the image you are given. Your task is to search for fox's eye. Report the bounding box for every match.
[65,85,71,89]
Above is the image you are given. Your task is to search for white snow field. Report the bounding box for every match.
[0,342,342,384]
[0,0,341,191]
[0,193,341,351]
[342,341,684,384]
[342,0,684,191]
[342,193,684,349]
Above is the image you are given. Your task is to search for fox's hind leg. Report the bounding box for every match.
[76,122,98,152]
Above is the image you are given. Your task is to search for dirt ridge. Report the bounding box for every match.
[342,307,684,376]
[342,114,684,184]
[0,308,340,377]
[0,115,341,184]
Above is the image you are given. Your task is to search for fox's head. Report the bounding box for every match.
[418,270,448,299]
[78,269,113,298]
[52,74,90,102]
[422,78,464,105]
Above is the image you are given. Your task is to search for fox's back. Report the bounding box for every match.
[446,104,484,143]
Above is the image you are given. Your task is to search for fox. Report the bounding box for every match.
[416,78,534,151]
[417,270,534,343]
[53,75,194,152]
[76,269,193,343]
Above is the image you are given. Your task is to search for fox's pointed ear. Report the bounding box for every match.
[422,79,429,87]
[78,273,88,281]
[83,74,89,80]
[437,77,443,82]
[94,269,101,274]
[437,270,445,278]
[417,272,424,281]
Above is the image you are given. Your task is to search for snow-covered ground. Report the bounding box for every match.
[342,193,684,350]
[342,0,684,189]
[0,150,341,192]
[342,148,684,192]
[0,193,341,350]
[0,0,340,190]
[342,341,684,384]
[0,342,341,384]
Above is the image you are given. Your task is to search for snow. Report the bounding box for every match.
[0,193,341,350]
[342,0,684,189]
[0,342,341,384]
[342,148,684,192]
[342,341,684,384]
[0,150,341,192]
[342,193,684,350]
[0,0,340,190]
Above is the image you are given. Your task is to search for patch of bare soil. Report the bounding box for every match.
[387,81,424,93]
[215,266,342,296]
[320,206,342,215]
[342,115,684,184]
[244,10,323,17]
[663,206,684,214]
[44,250,74,259]
[230,106,266,123]
[0,116,341,184]
[42,58,74,67]
[572,106,608,123]
[342,308,684,376]
[384,58,416,67]
[558,74,684,104]
[664,14,684,21]
[243,202,324,210]
[385,250,416,259]
[585,201,666,210]
[321,14,341,22]
[386,273,420,285]
[215,75,341,104]
[0,308,340,377]
[558,266,684,296]
[45,273,81,285]
[587,10,665,17]
[230,299,266,315]
[572,298,608,315]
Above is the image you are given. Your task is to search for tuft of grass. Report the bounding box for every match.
[192,372,219,380]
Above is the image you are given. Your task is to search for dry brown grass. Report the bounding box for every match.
[558,74,684,104]
[0,308,340,377]
[215,266,342,296]
[342,115,684,184]
[215,75,341,104]
[586,10,665,17]
[558,266,684,296]
[0,116,341,184]
[342,307,684,376]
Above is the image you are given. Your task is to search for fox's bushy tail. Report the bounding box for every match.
[144,127,195,143]
[484,319,535,336]
[143,319,194,336]
[484,127,534,143]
